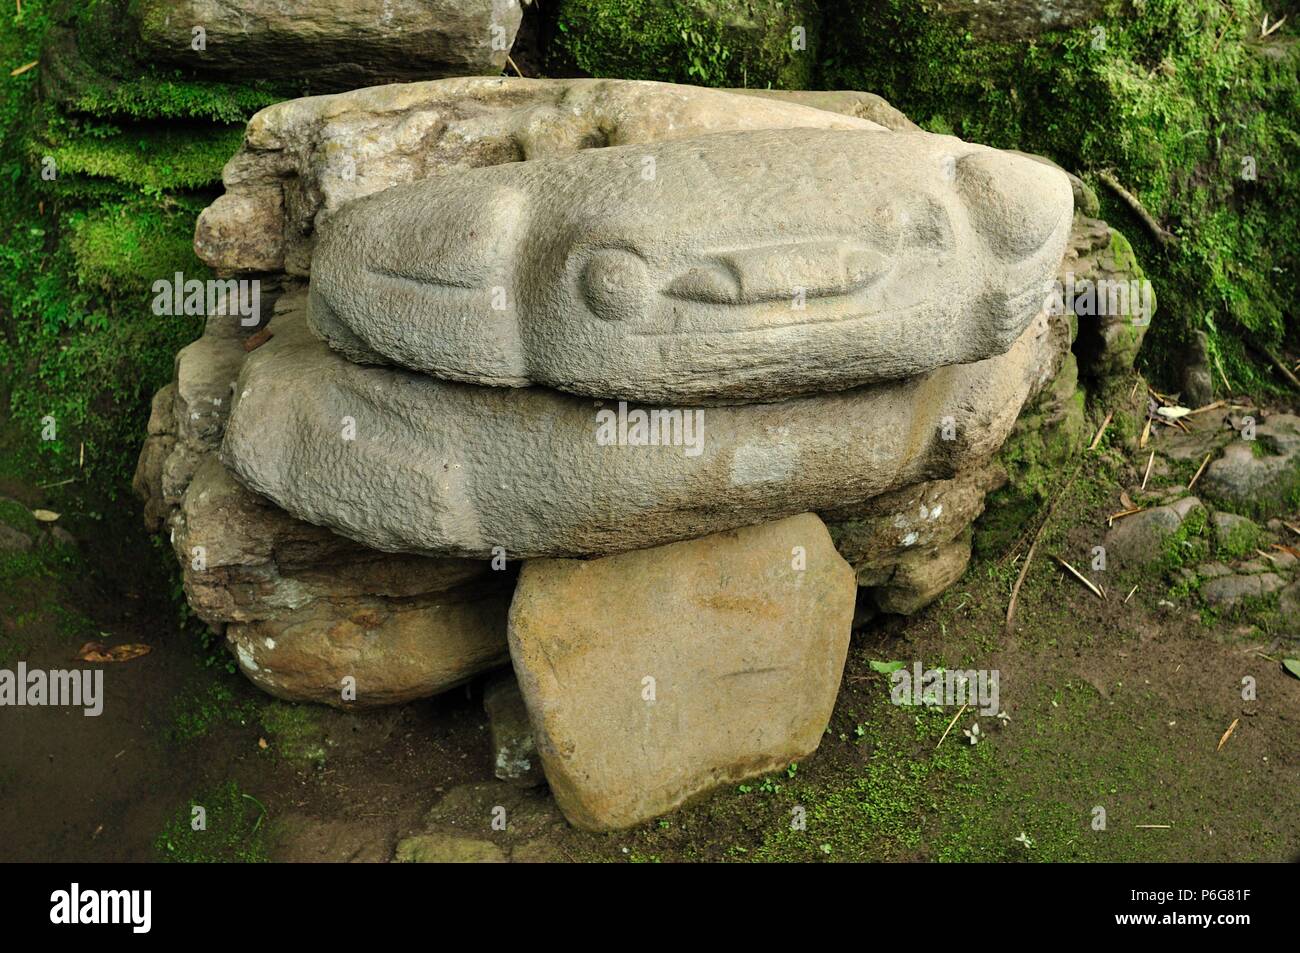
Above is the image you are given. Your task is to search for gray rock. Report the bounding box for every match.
[196,77,881,275]
[1279,581,1300,631]
[223,292,1063,558]
[722,88,919,131]
[1200,415,1300,519]
[1201,572,1286,608]
[1211,511,1260,557]
[1182,330,1216,408]
[174,457,510,708]
[134,0,522,92]
[506,514,855,830]
[1103,496,1205,568]
[309,127,1073,403]
[483,671,544,788]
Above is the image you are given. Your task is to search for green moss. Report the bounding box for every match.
[1217,518,1261,560]
[154,781,269,862]
[1158,504,1210,573]
[555,0,817,88]
[31,113,242,196]
[259,702,329,769]
[166,678,257,745]
[819,0,1300,393]
[67,199,206,296]
[42,23,279,123]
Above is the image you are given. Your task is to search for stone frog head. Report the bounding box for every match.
[308,127,1073,404]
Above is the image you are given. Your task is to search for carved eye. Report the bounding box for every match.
[665,263,742,304]
[581,249,650,321]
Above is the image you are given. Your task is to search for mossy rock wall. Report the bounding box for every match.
[554,0,818,88]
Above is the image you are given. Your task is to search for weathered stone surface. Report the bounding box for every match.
[506,514,855,830]
[309,127,1072,403]
[1103,496,1205,568]
[824,462,1004,567]
[1065,217,1155,384]
[223,291,1062,558]
[134,0,522,92]
[916,0,1109,40]
[1200,415,1300,519]
[172,457,510,707]
[1211,511,1260,556]
[1201,572,1286,608]
[864,535,973,615]
[196,77,878,275]
[724,87,918,131]
[483,670,544,788]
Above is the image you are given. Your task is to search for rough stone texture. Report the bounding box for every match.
[483,670,544,788]
[309,127,1073,403]
[196,77,879,275]
[174,458,512,707]
[1200,572,1286,608]
[1064,216,1155,385]
[823,463,1004,613]
[223,291,1063,558]
[131,311,513,709]
[506,514,855,830]
[1103,496,1205,569]
[1279,581,1300,634]
[133,0,522,92]
[1200,414,1300,519]
[864,534,974,615]
[921,0,1109,39]
[723,87,919,131]
[1211,511,1260,554]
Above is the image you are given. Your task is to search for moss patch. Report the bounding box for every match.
[555,0,817,88]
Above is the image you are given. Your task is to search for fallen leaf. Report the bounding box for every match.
[32,509,59,522]
[75,642,152,663]
[869,659,905,674]
[1283,659,1300,680]
[1156,405,1191,419]
[1216,717,1239,751]
[9,59,38,77]
[258,737,269,750]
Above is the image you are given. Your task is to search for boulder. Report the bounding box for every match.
[1200,572,1287,608]
[483,671,544,788]
[172,457,510,708]
[1103,496,1205,569]
[133,0,522,91]
[195,77,880,275]
[222,291,1063,558]
[506,514,855,830]
[308,127,1073,403]
[1199,415,1300,519]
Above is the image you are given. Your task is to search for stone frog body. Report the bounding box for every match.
[308,127,1073,404]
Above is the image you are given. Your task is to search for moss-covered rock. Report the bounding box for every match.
[555,0,818,88]
[818,0,1300,394]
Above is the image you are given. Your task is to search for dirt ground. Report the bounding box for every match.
[1,404,1297,863]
